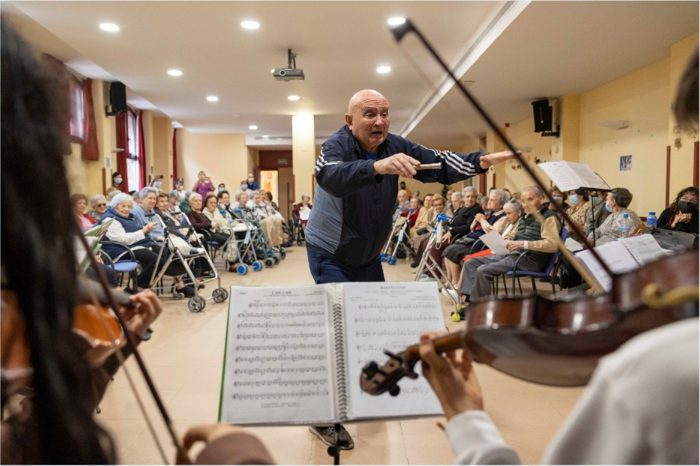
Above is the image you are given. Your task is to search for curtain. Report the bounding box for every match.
[41,54,72,155]
[172,128,178,187]
[137,110,147,189]
[81,78,99,161]
[115,112,129,192]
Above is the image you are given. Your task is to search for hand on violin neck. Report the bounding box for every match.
[120,290,162,339]
[479,150,520,169]
[418,332,483,420]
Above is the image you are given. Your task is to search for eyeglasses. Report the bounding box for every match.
[96,203,107,207]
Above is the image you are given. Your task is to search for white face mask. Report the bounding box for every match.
[241,185,248,191]
[154,181,162,188]
[248,178,254,184]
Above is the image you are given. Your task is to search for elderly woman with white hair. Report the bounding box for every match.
[293,194,313,229]
[101,193,191,293]
[87,194,108,222]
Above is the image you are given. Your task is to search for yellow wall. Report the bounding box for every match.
[580,58,671,215]
[175,130,253,192]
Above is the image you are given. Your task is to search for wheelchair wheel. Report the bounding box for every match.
[237,264,249,275]
[280,250,287,260]
[188,296,206,313]
[272,256,280,266]
[264,258,275,268]
[173,291,185,300]
[252,260,264,272]
[212,288,228,303]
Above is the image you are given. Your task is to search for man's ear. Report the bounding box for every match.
[345,113,353,128]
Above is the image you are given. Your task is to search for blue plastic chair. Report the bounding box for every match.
[506,228,568,296]
[100,242,140,290]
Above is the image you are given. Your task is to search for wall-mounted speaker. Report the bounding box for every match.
[532,99,552,133]
[106,81,127,116]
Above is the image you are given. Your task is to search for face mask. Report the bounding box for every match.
[115,178,123,185]
[569,194,579,205]
[605,202,613,213]
[679,201,697,214]
[154,181,162,188]
[248,178,254,184]
[219,187,225,193]
[590,196,599,205]
[241,185,248,190]
[552,196,562,203]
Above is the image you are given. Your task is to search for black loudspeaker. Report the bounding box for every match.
[532,99,552,133]
[108,82,127,116]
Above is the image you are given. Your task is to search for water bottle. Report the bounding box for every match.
[647,211,657,230]
[619,213,631,238]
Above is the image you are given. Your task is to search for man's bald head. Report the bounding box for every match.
[345,89,390,153]
[347,89,388,114]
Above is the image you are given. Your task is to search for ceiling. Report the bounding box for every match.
[6,1,698,150]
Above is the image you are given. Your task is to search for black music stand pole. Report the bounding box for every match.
[326,423,346,465]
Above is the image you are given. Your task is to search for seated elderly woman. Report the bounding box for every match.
[565,188,591,241]
[409,194,433,242]
[87,194,108,222]
[658,186,699,234]
[101,193,192,294]
[293,194,313,229]
[71,193,97,231]
[131,187,165,244]
[441,189,509,288]
[586,187,641,245]
[186,193,231,246]
[250,191,284,247]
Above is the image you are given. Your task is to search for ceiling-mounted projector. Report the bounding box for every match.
[272,49,305,82]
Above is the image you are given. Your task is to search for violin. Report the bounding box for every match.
[360,19,700,397]
[1,280,132,388]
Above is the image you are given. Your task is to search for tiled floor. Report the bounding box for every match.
[99,246,585,464]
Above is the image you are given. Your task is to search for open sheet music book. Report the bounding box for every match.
[219,282,445,426]
[576,234,669,292]
[538,161,610,192]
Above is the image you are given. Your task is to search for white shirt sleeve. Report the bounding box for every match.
[105,219,146,245]
[447,411,521,464]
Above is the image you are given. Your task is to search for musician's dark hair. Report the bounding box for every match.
[217,189,230,199]
[674,47,698,130]
[1,18,114,463]
[573,188,589,202]
[669,186,699,214]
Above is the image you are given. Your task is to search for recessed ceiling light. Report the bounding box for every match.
[99,23,120,32]
[288,95,300,101]
[262,135,269,138]
[249,125,258,130]
[241,20,260,30]
[387,17,406,27]
[377,65,391,74]
[206,96,219,102]
[167,69,183,77]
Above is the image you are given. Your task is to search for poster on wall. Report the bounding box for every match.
[619,155,632,172]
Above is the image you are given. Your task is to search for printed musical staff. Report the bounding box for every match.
[231,389,330,401]
[234,354,326,364]
[234,343,326,352]
[236,332,325,341]
[233,365,327,376]
[233,378,327,387]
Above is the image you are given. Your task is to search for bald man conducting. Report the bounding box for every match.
[306,89,513,282]
[305,90,513,447]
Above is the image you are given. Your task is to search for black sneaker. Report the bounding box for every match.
[309,426,354,450]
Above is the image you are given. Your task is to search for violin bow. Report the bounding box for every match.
[75,227,190,464]
[389,19,614,278]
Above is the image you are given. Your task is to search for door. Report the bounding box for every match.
[278,167,295,221]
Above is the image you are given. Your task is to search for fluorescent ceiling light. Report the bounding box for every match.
[376,65,391,74]
[206,96,219,102]
[241,20,260,30]
[262,135,269,138]
[387,17,406,27]
[167,69,183,76]
[249,125,258,130]
[99,23,120,32]
[288,95,300,101]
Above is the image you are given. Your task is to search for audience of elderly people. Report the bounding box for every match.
[587,187,641,245]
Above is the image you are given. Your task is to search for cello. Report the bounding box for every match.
[360,19,699,395]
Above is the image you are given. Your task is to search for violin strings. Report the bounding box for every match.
[76,272,171,464]
[396,35,605,294]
